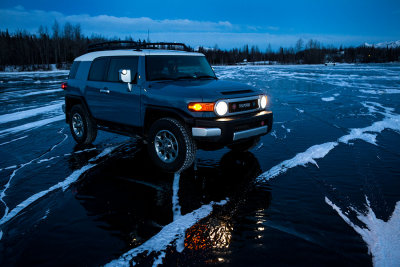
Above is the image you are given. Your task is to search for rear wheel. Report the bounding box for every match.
[147,118,196,173]
[69,105,97,145]
[228,137,260,152]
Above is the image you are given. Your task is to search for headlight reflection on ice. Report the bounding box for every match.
[185,220,233,250]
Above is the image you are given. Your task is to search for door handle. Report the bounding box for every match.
[99,88,110,94]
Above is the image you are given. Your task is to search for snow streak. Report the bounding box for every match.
[172,173,182,220]
[326,197,400,267]
[0,164,94,226]
[106,200,228,267]
[322,96,335,102]
[0,102,63,124]
[0,133,68,222]
[0,135,28,146]
[254,101,400,266]
[0,115,64,137]
[0,145,118,240]
[256,102,400,183]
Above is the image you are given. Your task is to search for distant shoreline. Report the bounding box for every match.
[1,62,399,73]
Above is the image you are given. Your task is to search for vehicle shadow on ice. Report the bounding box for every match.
[0,139,272,266]
[71,141,272,265]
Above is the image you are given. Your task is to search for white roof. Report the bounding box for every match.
[75,49,203,61]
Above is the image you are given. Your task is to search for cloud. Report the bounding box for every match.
[267,26,280,31]
[0,6,234,34]
[0,6,391,49]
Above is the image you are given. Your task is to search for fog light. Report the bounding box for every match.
[215,101,228,116]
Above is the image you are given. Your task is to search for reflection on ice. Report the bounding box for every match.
[185,220,233,250]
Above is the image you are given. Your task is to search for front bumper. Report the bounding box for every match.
[191,110,273,145]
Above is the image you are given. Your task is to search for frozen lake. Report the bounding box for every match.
[0,64,399,266]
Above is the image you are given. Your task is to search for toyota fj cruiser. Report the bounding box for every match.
[63,42,273,172]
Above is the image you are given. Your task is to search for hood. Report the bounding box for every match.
[147,79,263,101]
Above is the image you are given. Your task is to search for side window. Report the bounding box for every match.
[69,61,80,79]
[88,58,108,81]
[106,57,139,82]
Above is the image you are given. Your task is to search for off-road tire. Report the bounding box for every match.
[228,137,260,152]
[147,118,196,173]
[69,104,97,145]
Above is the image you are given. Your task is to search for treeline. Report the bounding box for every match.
[200,39,400,65]
[0,21,110,71]
[1,22,400,70]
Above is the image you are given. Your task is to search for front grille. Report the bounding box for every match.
[229,99,259,113]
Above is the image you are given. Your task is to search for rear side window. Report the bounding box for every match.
[69,61,80,79]
[106,57,139,82]
[88,58,108,81]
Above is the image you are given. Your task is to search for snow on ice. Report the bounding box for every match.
[322,96,335,102]
[0,145,118,240]
[326,197,400,267]
[0,115,64,137]
[106,199,228,267]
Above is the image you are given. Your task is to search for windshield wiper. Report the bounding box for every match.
[151,77,177,81]
[196,75,217,80]
[175,75,197,80]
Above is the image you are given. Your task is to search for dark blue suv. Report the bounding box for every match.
[63,42,273,172]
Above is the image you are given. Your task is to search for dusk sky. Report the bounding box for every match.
[0,0,399,49]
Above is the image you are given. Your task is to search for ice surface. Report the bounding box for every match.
[88,146,118,162]
[0,70,68,75]
[339,103,400,145]
[106,171,225,266]
[322,97,335,102]
[256,142,338,183]
[339,128,378,145]
[172,173,182,221]
[106,199,227,267]
[0,146,117,228]
[258,102,400,183]
[0,135,28,146]
[326,197,400,267]
[360,89,400,95]
[281,125,291,133]
[20,89,63,97]
[0,102,63,124]
[255,142,264,150]
[253,100,400,266]
[0,164,93,226]
[0,133,67,221]
[41,209,50,220]
[0,115,64,137]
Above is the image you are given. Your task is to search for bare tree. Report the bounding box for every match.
[295,38,304,52]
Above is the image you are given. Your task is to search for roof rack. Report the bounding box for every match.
[87,41,190,53]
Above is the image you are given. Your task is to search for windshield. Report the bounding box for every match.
[146,55,216,81]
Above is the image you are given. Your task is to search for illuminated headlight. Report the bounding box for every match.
[215,101,228,116]
[260,95,267,109]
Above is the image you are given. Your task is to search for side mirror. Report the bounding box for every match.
[119,69,135,92]
[119,69,131,83]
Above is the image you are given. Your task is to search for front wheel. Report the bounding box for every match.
[147,118,196,173]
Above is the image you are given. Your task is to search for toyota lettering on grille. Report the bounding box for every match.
[239,103,251,108]
[229,99,258,113]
